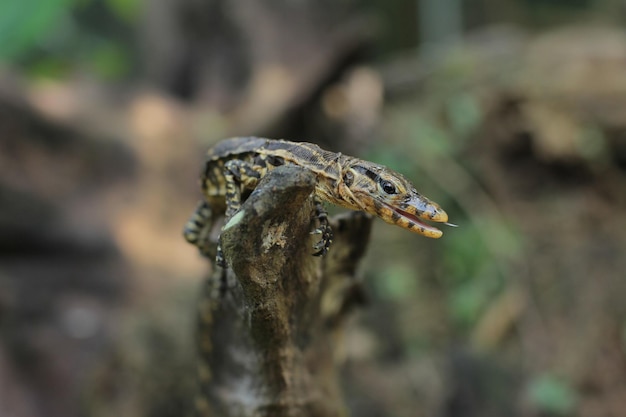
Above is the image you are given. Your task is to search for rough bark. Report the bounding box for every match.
[196,165,372,417]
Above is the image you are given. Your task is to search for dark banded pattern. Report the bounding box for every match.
[184,137,450,265]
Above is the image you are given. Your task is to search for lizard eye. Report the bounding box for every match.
[380,180,397,194]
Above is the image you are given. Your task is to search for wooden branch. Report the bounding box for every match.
[196,165,372,417]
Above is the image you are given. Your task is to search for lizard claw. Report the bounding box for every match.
[311,224,333,256]
[311,199,333,256]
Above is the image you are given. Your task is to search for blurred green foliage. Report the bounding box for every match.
[370,263,422,301]
[106,0,140,22]
[0,0,74,61]
[576,125,609,164]
[367,91,524,334]
[527,374,579,415]
[0,0,137,80]
[89,41,131,79]
[444,92,483,139]
[443,221,503,326]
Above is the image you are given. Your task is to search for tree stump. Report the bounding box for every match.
[195,165,372,417]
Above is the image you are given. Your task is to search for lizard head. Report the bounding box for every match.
[338,161,449,238]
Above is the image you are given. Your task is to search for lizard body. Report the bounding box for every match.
[184,137,449,265]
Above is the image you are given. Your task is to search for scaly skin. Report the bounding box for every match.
[184,137,450,262]
[329,158,448,238]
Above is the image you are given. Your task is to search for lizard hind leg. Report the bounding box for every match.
[216,159,263,267]
[312,199,333,256]
[183,201,215,258]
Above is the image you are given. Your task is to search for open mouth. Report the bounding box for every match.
[382,202,452,238]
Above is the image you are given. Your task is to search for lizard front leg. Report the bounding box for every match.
[217,159,262,267]
[312,199,333,256]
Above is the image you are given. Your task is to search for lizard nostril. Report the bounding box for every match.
[427,204,448,222]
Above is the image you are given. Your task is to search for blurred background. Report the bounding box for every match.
[2,1,626,416]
